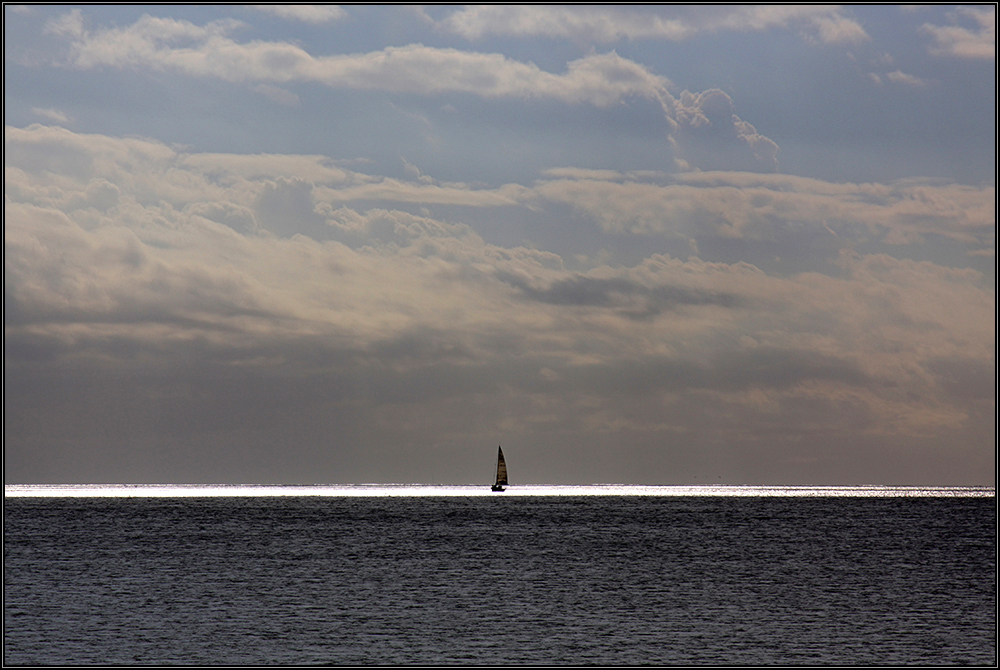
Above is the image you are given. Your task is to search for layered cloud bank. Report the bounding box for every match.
[5,124,994,484]
[5,6,994,485]
[536,170,994,245]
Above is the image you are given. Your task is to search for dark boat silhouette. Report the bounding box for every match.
[491,445,508,492]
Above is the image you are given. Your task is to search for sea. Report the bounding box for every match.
[4,485,996,665]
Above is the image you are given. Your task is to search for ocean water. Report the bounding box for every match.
[4,487,996,665]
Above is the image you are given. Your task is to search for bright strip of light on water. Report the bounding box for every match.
[4,484,994,498]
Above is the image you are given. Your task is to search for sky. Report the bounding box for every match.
[4,5,995,486]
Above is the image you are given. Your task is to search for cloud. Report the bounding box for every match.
[8,124,991,254]
[541,167,625,181]
[5,125,993,483]
[922,7,996,60]
[250,5,346,25]
[251,83,300,106]
[41,12,793,174]
[885,70,931,87]
[670,89,780,172]
[496,271,743,321]
[47,13,671,107]
[42,8,84,37]
[31,107,72,124]
[439,6,692,42]
[808,13,870,45]
[533,170,996,248]
[315,178,532,209]
[438,6,869,45]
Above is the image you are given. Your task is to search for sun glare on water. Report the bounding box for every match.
[4,484,993,498]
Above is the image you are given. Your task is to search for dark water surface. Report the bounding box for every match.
[4,496,996,664]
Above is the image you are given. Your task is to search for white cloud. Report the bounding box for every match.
[922,7,996,59]
[809,14,870,45]
[49,13,671,107]
[542,167,625,181]
[439,6,869,45]
[43,12,794,174]
[670,89,780,172]
[42,7,84,37]
[250,5,346,25]
[314,178,532,209]
[533,170,996,247]
[440,6,692,42]
[886,70,931,87]
[252,83,300,106]
[8,124,990,254]
[179,151,357,185]
[31,107,72,124]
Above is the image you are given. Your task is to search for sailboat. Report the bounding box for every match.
[491,445,508,492]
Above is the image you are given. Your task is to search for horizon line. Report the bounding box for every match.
[5,483,994,498]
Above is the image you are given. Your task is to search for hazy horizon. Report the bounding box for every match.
[4,6,995,486]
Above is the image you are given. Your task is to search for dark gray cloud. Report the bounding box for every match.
[925,358,997,401]
[5,340,979,486]
[532,348,870,401]
[497,271,743,320]
[708,348,870,391]
[255,177,329,239]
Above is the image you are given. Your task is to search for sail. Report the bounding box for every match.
[495,446,508,486]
